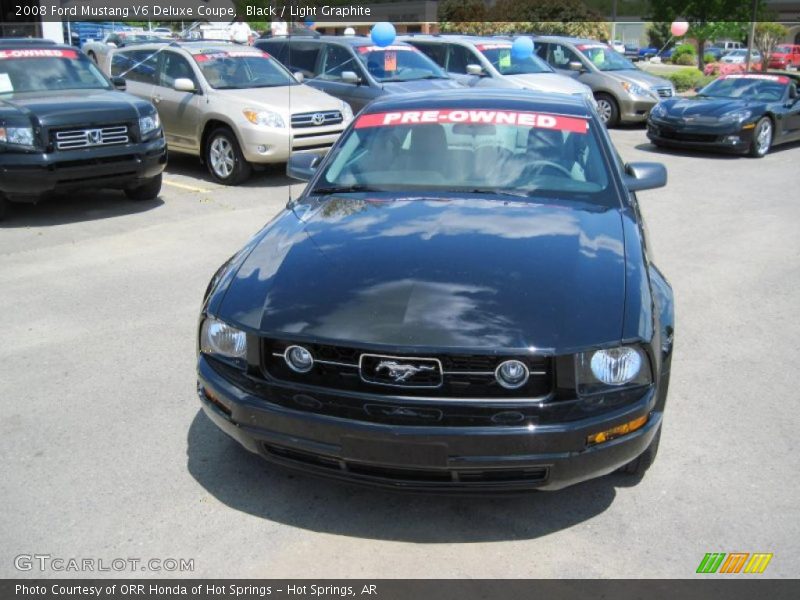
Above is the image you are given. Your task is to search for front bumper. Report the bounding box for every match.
[647,118,753,153]
[197,354,663,492]
[0,136,166,201]
[237,122,346,164]
[618,95,659,123]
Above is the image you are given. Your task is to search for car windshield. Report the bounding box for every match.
[774,46,791,54]
[698,75,789,101]
[0,48,110,94]
[192,49,296,89]
[315,108,613,204]
[356,45,447,82]
[578,44,636,71]
[475,43,553,75]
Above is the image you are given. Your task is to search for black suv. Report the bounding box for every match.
[0,40,166,219]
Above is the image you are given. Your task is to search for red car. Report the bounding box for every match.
[768,44,800,70]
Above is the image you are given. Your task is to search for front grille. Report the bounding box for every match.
[291,110,343,129]
[656,128,718,143]
[261,338,552,399]
[54,125,129,150]
[654,86,673,98]
[262,443,549,486]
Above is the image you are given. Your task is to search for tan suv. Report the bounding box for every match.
[107,42,353,184]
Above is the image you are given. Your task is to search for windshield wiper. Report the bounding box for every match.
[447,187,531,199]
[311,184,384,195]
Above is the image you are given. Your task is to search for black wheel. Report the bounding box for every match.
[205,127,252,185]
[88,51,97,64]
[594,93,620,127]
[748,117,773,158]
[617,427,661,477]
[124,174,162,201]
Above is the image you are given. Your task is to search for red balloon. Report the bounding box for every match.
[671,21,689,37]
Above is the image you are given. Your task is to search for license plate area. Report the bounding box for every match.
[341,437,448,467]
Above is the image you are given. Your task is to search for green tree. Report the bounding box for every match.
[647,22,673,50]
[650,1,757,71]
[754,22,788,71]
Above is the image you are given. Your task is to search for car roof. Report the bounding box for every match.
[363,88,591,117]
[260,35,416,49]
[116,41,251,54]
[533,36,605,46]
[0,39,67,50]
[401,34,513,46]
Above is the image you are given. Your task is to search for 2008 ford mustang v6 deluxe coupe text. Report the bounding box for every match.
[196,89,674,492]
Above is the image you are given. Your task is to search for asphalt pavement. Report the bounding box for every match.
[1,132,798,578]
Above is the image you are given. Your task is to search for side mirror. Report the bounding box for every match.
[341,70,360,85]
[173,78,196,93]
[569,61,584,72]
[294,71,304,83]
[287,153,321,182]
[624,162,667,192]
[466,64,484,76]
[110,76,126,91]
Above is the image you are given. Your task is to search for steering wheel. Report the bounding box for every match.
[523,160,573,179]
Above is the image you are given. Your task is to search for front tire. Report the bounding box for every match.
[748,117,773,158]
[617,427,661,477]
[88,51,97,64]
[205,127,252,185]
[594,93,620,127]
[124,174,162,201]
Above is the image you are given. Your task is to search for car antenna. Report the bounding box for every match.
[286,18,294,211]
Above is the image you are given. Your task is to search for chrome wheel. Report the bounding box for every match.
[595,98,613,124]
[209,136,235,179]
[755,119,772,156]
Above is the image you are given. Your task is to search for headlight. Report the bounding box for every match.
[200,317,247,360]
[0,125,35,148]
[576,346,652,395]
[621,81,653,98]
[650,103,667,118]
[720,109,752,123]
[138,112,160,136]
[243,109,285,128]
[340,101,354,122]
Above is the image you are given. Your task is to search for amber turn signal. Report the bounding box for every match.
[587,415,648,445]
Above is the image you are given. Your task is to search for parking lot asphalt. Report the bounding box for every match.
[1,133,799,579]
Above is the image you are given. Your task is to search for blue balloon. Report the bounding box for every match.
[304,20,315,28]
[511,37,534,60]
[370,22,396,48]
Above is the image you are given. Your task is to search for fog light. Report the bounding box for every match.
[495,359,529,389]
[257,145,268,153]
[284,345,314,373]
[587,415,648,445]
[724,135,741,144]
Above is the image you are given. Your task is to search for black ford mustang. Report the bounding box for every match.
[197,89,674,492]
[648,72,800,157]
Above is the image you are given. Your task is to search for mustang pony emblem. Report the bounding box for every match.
[375,360,435,383]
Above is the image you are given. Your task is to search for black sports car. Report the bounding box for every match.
[648,72,800,157]
[196,89,674,492]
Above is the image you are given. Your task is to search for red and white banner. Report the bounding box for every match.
[357,45,415,53]
[722,73,789,84]
[193,50,269,62]
[355,109,589,133]
[475,43,512,51]
[0,49,78,60]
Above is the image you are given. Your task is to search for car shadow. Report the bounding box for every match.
[634,138,800,159]
[0,190,163,228]
[186,409,623,543]
[165,153,296,189]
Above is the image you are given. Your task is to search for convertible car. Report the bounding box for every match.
[196,89,674,492]
[648,72,800,156]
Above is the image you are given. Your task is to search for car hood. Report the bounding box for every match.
[380,77,463,94]
[212,83,344,115]
[658,95,757,118]
[505,73,590,95]
[216,195,627,352]
[604,69,671,89]
[0,89,151,126]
